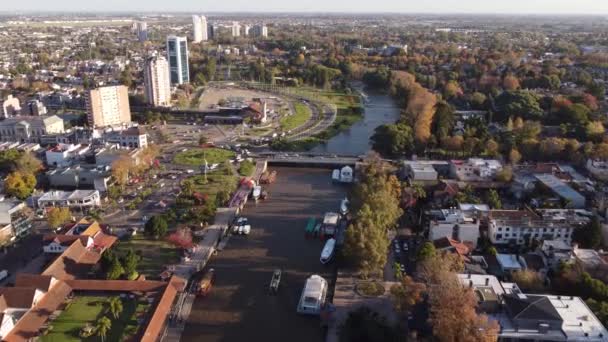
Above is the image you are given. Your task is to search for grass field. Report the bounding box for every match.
[42,296,151,342]
[188,164,238,203]
[114,235,181,278]
[173,148,235,166]
[280,102,312,131]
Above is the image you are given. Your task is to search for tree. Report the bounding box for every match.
[95,316,112,342]
[371,122,414,157]
[586,121,605,142]
[238,160,255,176]
[4,171,36,199]
[198,134,208,146]
[121,248,139,279]
[109,297,123,319]
[181,179,195,197]
[470,92,487,109]
[144,215,168,239]
[495,90,543,122]
[390,275,426,314]
[15,152,42,174]
[495,166,513,182]
[106,257,124,280]
[111,155,134,187]
[433,101,455,139]
[503,75,520,90]
[486,190,502,209]
[339,306,398,342]
[47,207,71,229]
[509,148,522,165]
[572,216,602,249]
[511,270,545,291]
[417,242,437,261]
[444,80,462,99]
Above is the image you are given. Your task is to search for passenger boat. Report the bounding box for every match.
[297,275,327,315]
[320,238,336,264]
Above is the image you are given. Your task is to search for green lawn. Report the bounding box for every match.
[114,235,181,278]
[173,148,235,166]
[42,296,151,342]
[188,165,238,203]
[280,102,312,131]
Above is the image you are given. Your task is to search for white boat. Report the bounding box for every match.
[320,238,336,264]
[332,169,340,182]
[339,166,353,183]
[340,198,349,215]
[252,186,262,201]
[297,275,327,315]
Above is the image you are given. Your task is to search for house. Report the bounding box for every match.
[488,208,587,246]
[43,218,114,255]
[458,273,608,342]
[1,95,21,118]
[534,173,586,209]
[46,164,111,191]
[449,158,502,182]
[496,253,525,274]
[37,190,101,210]
[45,144,90,168]
[95,147,143,167]
[118,126,148,149]
[403,162,438,182]
[540,240,574,269]
[433,237,472,261]
[427,208,480,248]
[587,159,608,181]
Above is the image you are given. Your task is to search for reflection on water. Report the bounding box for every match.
[312,85,400,155]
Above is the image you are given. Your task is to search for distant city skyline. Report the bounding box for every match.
[3,0,608,14]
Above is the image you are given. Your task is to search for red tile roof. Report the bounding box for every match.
[141,275,186,342]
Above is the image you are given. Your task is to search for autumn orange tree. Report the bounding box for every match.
[418,252,499,342]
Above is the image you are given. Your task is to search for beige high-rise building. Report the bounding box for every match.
[144,55,171,107]
[86,85,131,128]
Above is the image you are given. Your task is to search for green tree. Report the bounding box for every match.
[144,215,168,239]
[238,160,255,176]
[15,152,42,174]
[198,134,208,145]
[371,122,414,157]
[47,207,71,229]
[106,257,124,280]
[121,248,139,279]
[181,179,195,197]
[486,189,502,209]
[109,297,123,319]
[433,101,455,139]
[95,316,112,342]
[417,242,436,261]
[495,90,544,122]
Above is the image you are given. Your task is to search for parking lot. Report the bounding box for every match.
[182,167,347,342]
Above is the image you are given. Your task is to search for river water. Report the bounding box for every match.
[312,85,401,156]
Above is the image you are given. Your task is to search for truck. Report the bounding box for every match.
[321,212,340,238]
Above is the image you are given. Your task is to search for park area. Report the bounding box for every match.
[41,295,151,342]
[173,148,235,166]
[280,102,312,130]
[114,235,181,279]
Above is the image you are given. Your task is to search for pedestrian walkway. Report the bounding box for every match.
[161,207,237,342]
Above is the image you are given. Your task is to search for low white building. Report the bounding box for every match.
[37,190,101,209]
[427,208,480,247]
[541,240,574,269]
[0,115,64,143]
[404,162,438,181]
[488,209,590,245]
[496,253,525,274]
[118,127,147,149]
[587,159,608,181]
[449,158,502,181]
[1,95,21,118]
[45,144,90,168]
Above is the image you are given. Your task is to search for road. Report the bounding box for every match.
[182,167,347,342]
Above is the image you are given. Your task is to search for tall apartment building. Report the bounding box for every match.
[166,36,190,85]
[192,15,209,43]
[192,15,203,43]
[252,24,268,38]
[231,21,241,37]
[86,86,131,128]
[207,23,215,40]
[143,55,171,107]
[135,21,148,42]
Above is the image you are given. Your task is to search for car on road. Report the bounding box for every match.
[186,169,195,174]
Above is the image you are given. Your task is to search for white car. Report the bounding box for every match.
[240,225,251,235]
[186,169,195,174]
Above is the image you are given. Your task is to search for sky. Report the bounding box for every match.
[4,0,608,14]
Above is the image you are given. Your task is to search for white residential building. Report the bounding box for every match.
[37,190,101,209]
[200,16,208,41]
[143,55,171,107]
[449,158,502,181]
[25,100,47,116]
[427,209,480,247]
[192,15,203,43]
[1,95,21,119]
[119,127,147,149]
[403,162,438,181]
[86,85,131,128]
[231,21,241,37]
[488,209,591,245]
[135,21,148,42]
[0,115,64,143]
[252,24,268,38]
[45,144,90,168]
[587,159,608,181]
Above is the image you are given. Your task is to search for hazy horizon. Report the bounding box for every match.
[2,0,608,15]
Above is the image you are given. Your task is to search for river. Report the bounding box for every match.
[312,84,401,156]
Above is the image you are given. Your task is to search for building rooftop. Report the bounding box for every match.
[534,173,586,206]
[496,253,524,270]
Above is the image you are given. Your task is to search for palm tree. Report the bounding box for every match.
[109,297,123,319]
[95,316,111,342]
